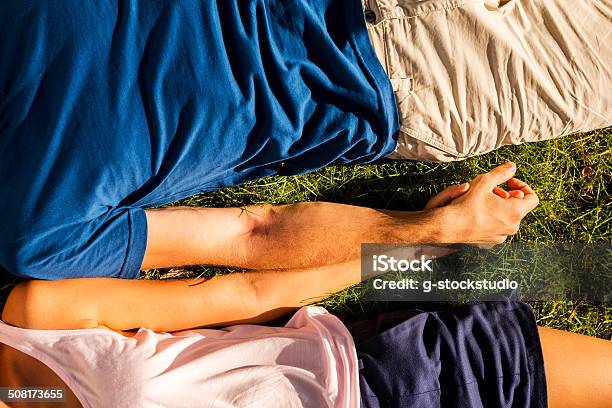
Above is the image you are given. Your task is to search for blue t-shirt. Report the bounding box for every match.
[0,0,398,279]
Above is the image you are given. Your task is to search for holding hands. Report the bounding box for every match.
[426,162,540,244]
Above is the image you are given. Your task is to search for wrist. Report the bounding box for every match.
[420,206,460,243]
[386,208,447,243]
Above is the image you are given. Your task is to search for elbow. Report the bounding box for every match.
[235,273,268,316]
[235,272,284,321]
[1,279,101,330]
[2,280,39,328]
[240,204,278,240]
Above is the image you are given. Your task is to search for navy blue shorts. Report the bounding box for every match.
[351,302,547,408]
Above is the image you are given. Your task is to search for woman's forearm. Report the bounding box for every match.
[2,260,362,332]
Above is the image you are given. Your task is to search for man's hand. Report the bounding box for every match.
[433,162,539,243]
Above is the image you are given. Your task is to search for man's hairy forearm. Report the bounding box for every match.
[236,202,447,269]
[142,202,449,270]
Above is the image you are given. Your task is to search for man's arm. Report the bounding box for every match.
[142,162,538,270]
[1,259,362,332]
[143,202,446,270]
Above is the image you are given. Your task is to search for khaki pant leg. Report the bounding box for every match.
[365,0,612,161]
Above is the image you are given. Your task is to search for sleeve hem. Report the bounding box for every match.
[119,208,148,279]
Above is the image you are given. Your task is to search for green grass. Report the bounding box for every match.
[1,128,611,338]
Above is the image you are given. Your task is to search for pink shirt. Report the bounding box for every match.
[0,306,359,408]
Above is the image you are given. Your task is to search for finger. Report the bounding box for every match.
[511,186,540,213]
[503,178,527,198]
[448,182,471,199]
[425,183,469,209]
[424,183,470,210]
[508,178,536,202]
[506,177,528,190]
[511,179,536,200]
[516,192,539,213]
[493,186,510,199]
[508,190,524,199]
[473,162,517,192]
[519,183,536,197]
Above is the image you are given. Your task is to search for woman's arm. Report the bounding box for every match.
[1,259,361,332]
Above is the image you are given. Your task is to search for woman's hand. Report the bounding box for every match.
[425,163,530,210]
[424,183,471,210]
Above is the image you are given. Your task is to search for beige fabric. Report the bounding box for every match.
[364,0,612,161]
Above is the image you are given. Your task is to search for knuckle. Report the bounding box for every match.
[473,174,485,183]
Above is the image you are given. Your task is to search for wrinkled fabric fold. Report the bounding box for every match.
[364,0,612,161]
[355,301,547,407]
